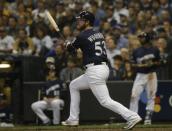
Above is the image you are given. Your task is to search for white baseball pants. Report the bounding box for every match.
[31,99,64,124]
[130,72,157,113]
[67,64,138,121]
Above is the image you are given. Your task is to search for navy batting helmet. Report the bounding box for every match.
[76,11,95,26]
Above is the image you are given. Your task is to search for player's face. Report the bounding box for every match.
[76,19,86,30]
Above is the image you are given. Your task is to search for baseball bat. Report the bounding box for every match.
[45,10,65,40]
[45,10,60,32]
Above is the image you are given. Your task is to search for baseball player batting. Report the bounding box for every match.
[129,32,161,125]
[61,11,141,130]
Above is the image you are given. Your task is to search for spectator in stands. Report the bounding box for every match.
[163,20,172,36]
[120,48,130,61]
[152,0,161,16]
[108,55,124,80]
[159,10,171,23]
[62,25,73,40]
[14,2,27,18]
[31,57,64,125]
[0,26,14,54]
[156,26,167,38]
[135,11,146,32]
[46,43,67,77]
[162,32,172,67]
[112,25,128,49]
[89,1,106,28]
[60,57,83,85]
[150,15,160,30]
[105,6,116,28]
[156,38,167,56]
[144,21,154,34]
[120,23,130,37]
[105,34,121,68]
[32,0,47,23]
[90,0,106,21]
[156,27,172,79]
[99,19,111,34]
[159,0,172,15]
[1,14,9,28]
[128,35,141,55]
[29,11,48,37]
[113,0,129,24]
[156,27,172,58]
[74,1,84,15]
[123,60,135,80]
[140,0,152,10]
[155,38,168,61]
[155,38,169,79]
[17,15,30,35]
[7,16,18,37]
[12,28,34,55]
[57,7,76,31]
[55,1,65,21]
[32,27,53,56]
[0,2,11,19]
[0,79,14,127]
[128,2,139,33]
[119,10,129,26]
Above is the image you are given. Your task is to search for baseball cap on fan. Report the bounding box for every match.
[46,57,55,63]
[76,11,95,26]
[119,10,129,17]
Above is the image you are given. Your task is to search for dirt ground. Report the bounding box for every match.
[0,124,172,131]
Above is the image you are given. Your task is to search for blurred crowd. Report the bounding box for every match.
[0,0,172,81]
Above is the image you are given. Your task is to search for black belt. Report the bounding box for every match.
[85,62,107,69]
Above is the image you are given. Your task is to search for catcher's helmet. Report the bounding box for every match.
[76,11,95,26]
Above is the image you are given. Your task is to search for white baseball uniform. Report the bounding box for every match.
[31,80,64,125]
[129,44,160,124]
[64,23,140,123]
[31,98,64,124]
[130,72,157,113]
[67,64,139,122]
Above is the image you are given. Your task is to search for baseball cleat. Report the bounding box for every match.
[42,121,51,126]
[123,116,142,130]
[61,120,79,126]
